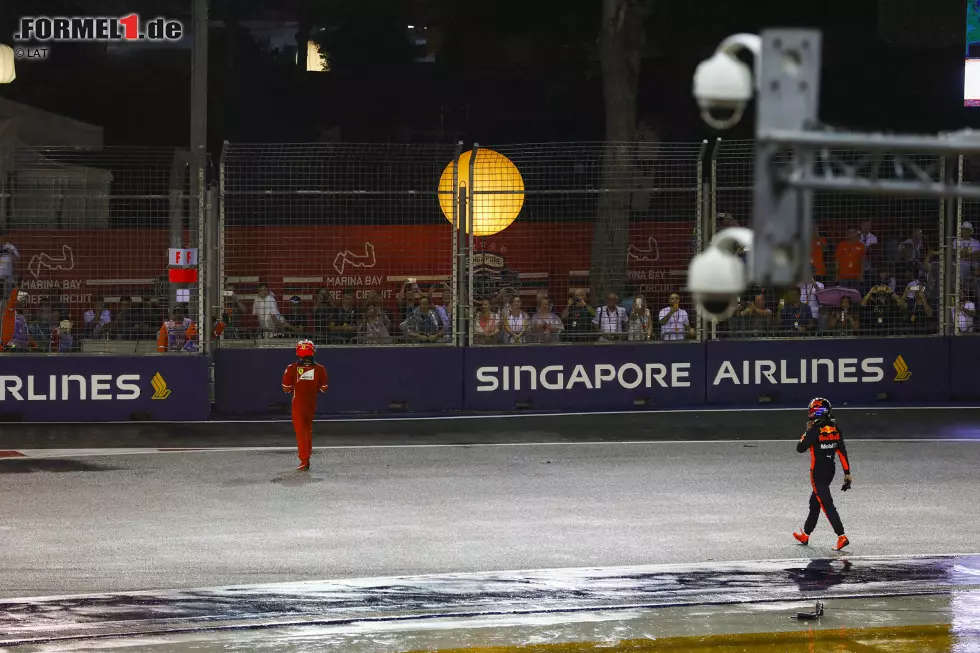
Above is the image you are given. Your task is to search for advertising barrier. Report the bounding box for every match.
[2,338,972,422]
[949,338,980,401]
[463,344,705,412]
[214,347,464,416]
[0,355,210,422]
[705,338,951,406]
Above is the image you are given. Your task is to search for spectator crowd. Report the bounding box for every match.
[716,216,977,338]
[2,216,978,353]
[1,280,200,354]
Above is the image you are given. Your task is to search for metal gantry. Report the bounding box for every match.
[749,29,974,292]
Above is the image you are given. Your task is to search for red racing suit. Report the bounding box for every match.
[282,360,328,464]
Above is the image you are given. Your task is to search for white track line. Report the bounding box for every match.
[10,405,980,426]
[3,439,979,460]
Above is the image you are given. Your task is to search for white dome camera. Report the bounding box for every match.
[686,227,753,321]
[693,34,760,130]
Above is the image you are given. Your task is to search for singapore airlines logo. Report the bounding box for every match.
[28,245,75,278]
[151,373,172,400]
[892,355,911,382]
[333,242,376,275]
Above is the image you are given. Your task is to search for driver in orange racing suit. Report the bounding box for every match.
[281,339,328,471]
[794,397,852,551]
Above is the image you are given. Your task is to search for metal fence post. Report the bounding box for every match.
[939,156,947,335]
[450,143,460,347]
[168,149,191,310]
[953,155,964,334]
[449,140,463,347]
[695,139,708,342]
[709,138,721,341]
[468,146,476,348]
[467,143,479,346]
[202,184,217,356]
[457,185,468,346]
[217,142,228,341]
[710,138,720,233]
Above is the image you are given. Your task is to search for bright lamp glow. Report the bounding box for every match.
[0,45,16,84]
[438,149,525,237]
[307,41,329,72]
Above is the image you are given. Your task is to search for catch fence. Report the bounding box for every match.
[217,141,705,348]
[712,139,950,340]
[3,139,975,356]
[0,146,202,354]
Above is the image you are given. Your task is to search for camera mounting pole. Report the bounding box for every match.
[751,29,820,288]
[747,28,980,287]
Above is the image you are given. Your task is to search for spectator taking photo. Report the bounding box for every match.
[778,291,815,337]
[658,293,691,341]
[628,295,652,341]
[357,301,392,344]
[562,289,595,342]
[861,283,904,336]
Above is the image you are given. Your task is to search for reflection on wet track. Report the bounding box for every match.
[1,555,979,651]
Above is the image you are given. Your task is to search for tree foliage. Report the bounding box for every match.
[308,0,418,75]
[590,0,653,299]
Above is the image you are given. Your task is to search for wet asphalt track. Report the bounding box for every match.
[1,434,978,599]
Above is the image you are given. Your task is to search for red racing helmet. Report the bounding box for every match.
[296,339,315,358]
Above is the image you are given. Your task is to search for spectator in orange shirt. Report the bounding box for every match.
[811,227,828,282]
[834,229,866,288]
[157,306,199,352]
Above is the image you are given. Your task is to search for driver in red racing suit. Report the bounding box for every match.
[282,340,328,471]
[793,397,852,551]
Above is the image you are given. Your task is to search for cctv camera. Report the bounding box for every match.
[686,227,753,321]
[693,33,760,130]
[693,52,753,130]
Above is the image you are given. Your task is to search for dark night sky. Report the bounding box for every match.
[0,0,971,151]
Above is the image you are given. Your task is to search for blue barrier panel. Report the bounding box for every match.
[0,355,210,422]
[950,338,980,401]
[705,338,950,406]
[214,347,464,416]
[463,344,706,412]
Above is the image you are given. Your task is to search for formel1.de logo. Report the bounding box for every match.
[13,14,183,59]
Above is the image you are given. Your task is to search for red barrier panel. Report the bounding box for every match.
[6,222,695,316]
